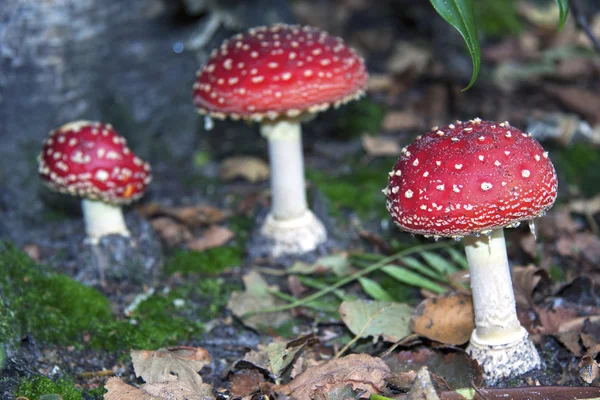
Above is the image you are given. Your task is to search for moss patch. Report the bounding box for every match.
[0,243,236,351]
[332,97,386,139]
[307,158,395,219]
[164,245,242,276]
[555,142,600,198]
[15,375,82,400]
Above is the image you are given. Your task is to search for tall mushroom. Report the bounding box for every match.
[193,23,368,257]
[384,119,558,383]
[38,120,152,244]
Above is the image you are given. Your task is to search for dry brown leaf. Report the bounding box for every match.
[410,292,474,345]
[139,202,228,227]
[219,156,270,183]
[578,354,600,384]
[556,233,600,264]
[386,41,431,76]
[285,354,391,400]
[569,194,600,216]
[142,375,213,400]
[131,346,212,394]
[229,369,266,397]
[543,85,600,125]
[360,134,401,156]
[382,111,421,132]
[104,377,162,400]
[186,225,235,251]
[150,217,193,247]
[367,74,395,92]
[512,265,550,308]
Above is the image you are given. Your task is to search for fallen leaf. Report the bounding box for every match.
[410,292,474,345]
[142,375,212,400]
[131,346,212,394]
[578,354,600,384]
[150,217,193,247]
[386,41,431,76]
[139,203,228,227]
[339,300,413,342]
[219,156,270,183]
[407,367,440,400]
[382,110,421,132]
[556,233,600,265]
[285,354,391,400]
[543,85,600,125]
[229,369,265,397]
[186,225,235,251]
[227,271,292,331]
[104,377,161,400]
[360,134,401,157]
[512,265,551,308]
[288,253,353,277]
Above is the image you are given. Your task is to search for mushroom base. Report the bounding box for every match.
[259,210,327,257]
[466,326,541,385]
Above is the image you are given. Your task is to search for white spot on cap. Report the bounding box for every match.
[534,155,541,161]
[392,186,399,194]
[453,184,460,193]
[454,164,462,170]
[505,151,510,156]
[268,62,279,68]
[95,170,109,182]
[281,72,292,80]
[395,170,402,176]
[478,155,484,161]
[436,161,441,166]
[505,131,512,138]
[494,160,501,166]
[423,171,429,177]
[251,76,264,83]
[522,169,530,178]
[436,130,444,136]
[543,152,548,158]
[436,184,444,191]
[412,159,419,167]
[405,189,413,198]
[223,58,233,70]
[449,123,455,129]
[481,182,493,191]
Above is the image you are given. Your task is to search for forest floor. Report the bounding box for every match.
[2,1,600,399]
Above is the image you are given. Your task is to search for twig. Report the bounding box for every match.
[335,309,384,359]
[241,241,454,318]
[570,0,600,53]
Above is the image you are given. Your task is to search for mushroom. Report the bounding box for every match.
[38,120,152,244]
[384,119,558,383]
[193,23,368,257]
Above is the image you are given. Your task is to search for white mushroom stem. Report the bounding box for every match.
[464,228,522,343]
[260,119,308,220]
[81,198,130,244]
[464,228,540,383]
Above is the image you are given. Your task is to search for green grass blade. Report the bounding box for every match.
[381,265,447,294]
[446,247,469,269]
[555,0,569,31]
[430,0,480,89]
[358,277,395,301]
[400,256,447,281]
[421,251,459,274]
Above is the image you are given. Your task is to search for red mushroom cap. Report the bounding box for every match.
[385,119,558,238]
[38,121,152,205]
[192,23,368,121]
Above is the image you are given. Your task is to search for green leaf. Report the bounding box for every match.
[339,300,413,342]
[381,265,447,294]
[446,247,469,269]
[555,0,569,31]
[358,277,394,301]
[421,251,459,274]
[430,0,480,89]
[400,256,447,281]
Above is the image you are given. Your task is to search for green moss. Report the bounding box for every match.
[332,97,386,139]
[86,387,106,400]
[164,245,242,276]
[475,0,522,36]
[555,142,600,198]
[307,158,395,219]
[15,375,82,400]
[0,243,237,351]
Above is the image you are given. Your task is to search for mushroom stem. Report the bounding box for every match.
[464,228,522,343]
[82,199,130,244]
[260,120,307,220]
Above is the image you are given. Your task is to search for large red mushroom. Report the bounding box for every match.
[385,119,558,383]
[38,121,152,243]
[193,23,368,257]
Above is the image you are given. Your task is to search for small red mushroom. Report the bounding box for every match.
[193,24,368,257]
[38,120,152,243]
[385,119,558,383]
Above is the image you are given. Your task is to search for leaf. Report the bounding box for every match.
[445,247,469,269]
[421,251,459,274]
[227,271,292,331]
[339,300,413,342]
[130,346,212,394]
[186,225,235,251]
[410,292,474,345]
[358,277,394,301]
[288,253,353,277]
[218,156,270,183]
[429,0,480,89]
[284,354,391,400]
[104,377,162,400]
[555,0,569,31]
[401,256,446,281]
[381,265,447,294]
